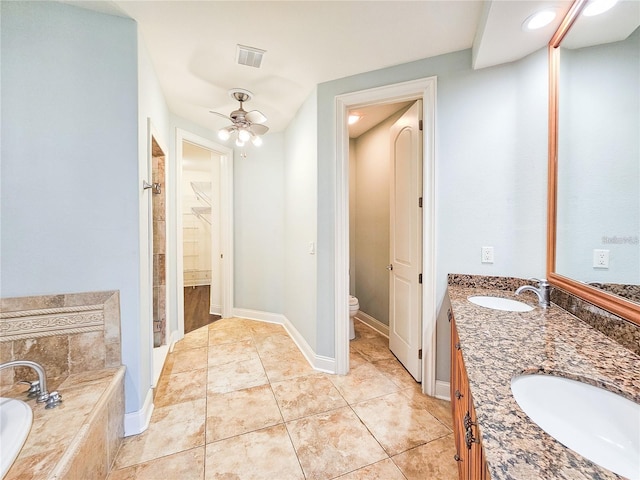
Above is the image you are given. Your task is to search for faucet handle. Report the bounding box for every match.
[18,380,41,398]
[528,277,549,286]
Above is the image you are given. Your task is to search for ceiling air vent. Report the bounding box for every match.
[236,44,266,68]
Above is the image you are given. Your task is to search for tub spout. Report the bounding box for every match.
[0,360,61,407]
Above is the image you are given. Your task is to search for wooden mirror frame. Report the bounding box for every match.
[547,0,640,325]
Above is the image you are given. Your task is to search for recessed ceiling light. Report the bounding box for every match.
[583,0,618,16]
[348,114,361,125]
[523,9,557,30]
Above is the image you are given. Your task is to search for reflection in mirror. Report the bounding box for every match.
[555,1,640,305]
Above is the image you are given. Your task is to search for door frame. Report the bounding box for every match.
[175,129,234,340]
[334,77,437,395]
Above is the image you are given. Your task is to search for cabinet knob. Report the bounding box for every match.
[454,454,462,462]
[455,342,461,350]
[455,390,463,400]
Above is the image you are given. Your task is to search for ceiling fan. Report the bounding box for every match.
[210,88,269,147]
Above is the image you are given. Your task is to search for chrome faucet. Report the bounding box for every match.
[0,360,62,408]
[515,278,551,309]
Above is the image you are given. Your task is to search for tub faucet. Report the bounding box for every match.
[515,278,551,309]
[0,360,62,408]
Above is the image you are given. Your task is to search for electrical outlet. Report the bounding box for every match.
[481,246,494,264]
[593,249,609,268]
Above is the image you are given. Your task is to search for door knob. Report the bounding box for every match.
[386,264,393,271]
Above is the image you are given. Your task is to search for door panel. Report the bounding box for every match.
[389,100,423,381]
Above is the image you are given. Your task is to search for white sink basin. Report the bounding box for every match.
[0,397,33,478]
[467,296,533,312]
[511,374,640,479]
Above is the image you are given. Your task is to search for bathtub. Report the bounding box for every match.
[0,397,33,479]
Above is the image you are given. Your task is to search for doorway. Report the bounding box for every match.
[348,100,423,381]
[175,129,234,340]
[335,77,437,395]
[181,141,221,333]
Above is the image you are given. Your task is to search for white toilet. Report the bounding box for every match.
[349,295,359,340]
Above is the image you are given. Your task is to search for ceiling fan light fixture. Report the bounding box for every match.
[218,127,232,141]
[235,138,245,147]
[238,128,251,142]
[251,135,263,147]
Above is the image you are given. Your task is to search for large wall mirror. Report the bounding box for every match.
[548,0,640,324]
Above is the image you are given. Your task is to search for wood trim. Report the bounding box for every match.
[546,0,640,326]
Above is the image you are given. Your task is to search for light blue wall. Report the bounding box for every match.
[0,2,144,410]
[233,134,286,313]
[317,48,549,369]
[284,91,318,350]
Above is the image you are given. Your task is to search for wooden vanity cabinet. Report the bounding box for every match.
[450,313,491,480]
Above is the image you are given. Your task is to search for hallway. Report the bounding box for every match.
[108,318,457,479]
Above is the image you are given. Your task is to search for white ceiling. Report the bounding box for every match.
[64,0,616,135]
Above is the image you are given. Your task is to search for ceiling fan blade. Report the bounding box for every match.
[209,110,232,121]
[245,110,267,124]
[249,124,269,136]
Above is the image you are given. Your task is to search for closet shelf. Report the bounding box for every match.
[191,182,212,207]
[191,206,211,225]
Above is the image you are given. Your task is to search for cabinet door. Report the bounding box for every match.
[451,314,490,480]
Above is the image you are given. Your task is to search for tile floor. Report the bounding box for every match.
[108,318,458,480]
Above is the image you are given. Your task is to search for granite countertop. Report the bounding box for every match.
[448,282,640,480]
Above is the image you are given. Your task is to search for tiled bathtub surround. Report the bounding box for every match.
[447,277,640,479]
[0,290,124,479]
[0,290,121,385]
[3,367,125,479]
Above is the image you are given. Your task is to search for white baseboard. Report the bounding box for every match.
[232,308,286,325]
[124,388,154,436]
[435,380,451,401]
[232,308,336,374]
[210,303,222,316]
[355,311,389,337]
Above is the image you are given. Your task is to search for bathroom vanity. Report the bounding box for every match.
[448,277,640,480]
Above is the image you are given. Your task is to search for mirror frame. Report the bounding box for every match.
[547,0,640,325]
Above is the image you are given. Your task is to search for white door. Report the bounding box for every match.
[389,100,423,381]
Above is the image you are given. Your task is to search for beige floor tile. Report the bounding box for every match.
[208,325,253,346]
[207,356,268,394]
[392,434,459,480]
[207,339,259,366]
[163,346,208,375]
[334,458,406,480]
[400,387,454,430]
[249,321,287,337]
[259,347,315,383]
[286,406,387,480]
[108,447,205,480]
[352,391,451,455]
[350,336,398,363]
[206,384,283,443]
[173,327,209,352]
[205,424,304,480]
[271,374,347,421]
[114,398,206,469]
[154,367,207,408]
[208,317,254,331]
[372,358,422,390]
[329,362,400,404]
[253,331,298,356]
